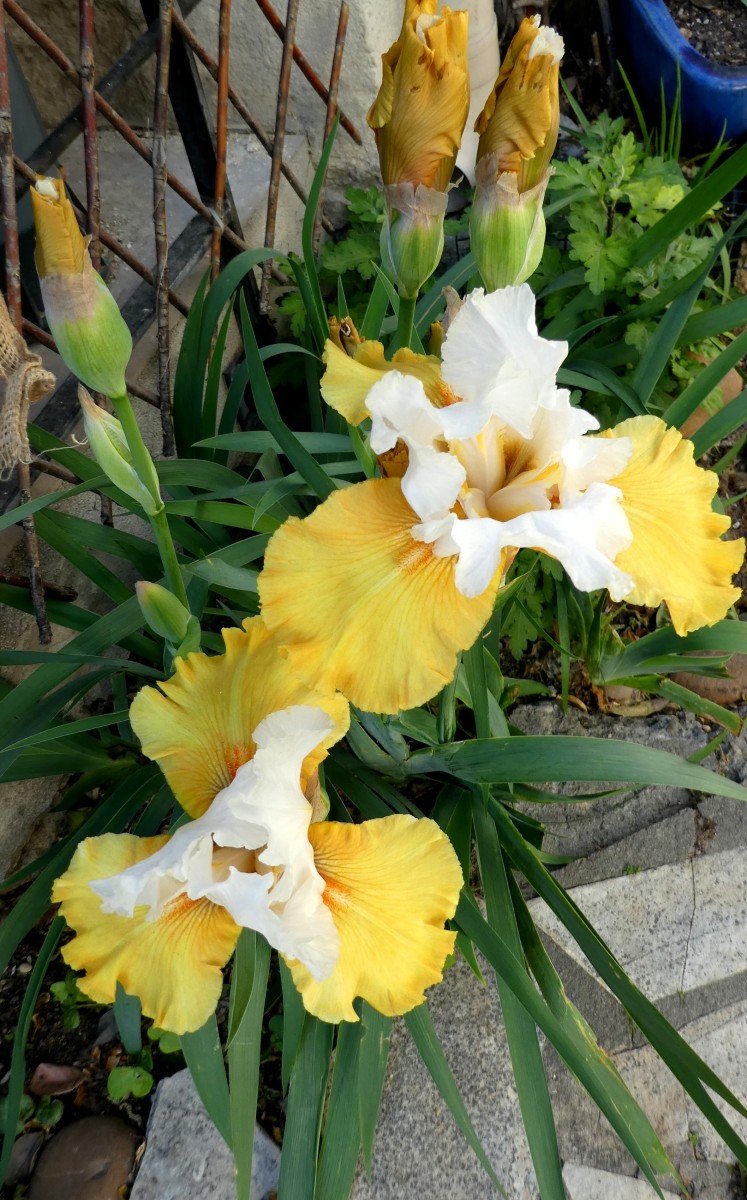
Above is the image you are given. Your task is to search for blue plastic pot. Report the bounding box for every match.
[610,0,747,149]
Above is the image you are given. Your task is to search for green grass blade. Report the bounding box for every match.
[278,1017,334,1200]
[357,1003,392,1173]
[280,959,308,1093]
[405,1003,507,1196]
[629,256,714,409]
[508,874,676,1186]
[0,917,64,1188]
[114,983,143,1055]
[492,804,747,1160]
[407,734,747,803]
[181,1014,232,1147]
[415,252,476,335]
[473,800,566,1200]
[360,273,391,340]
[456,894,669,1194]
[314,1022,364,1200]
[228,932,271,1200]
[629,141,747,267]
[691,385,747,457]
[301,117,340,349]
[238,294,335,500]
[678,293,747,343]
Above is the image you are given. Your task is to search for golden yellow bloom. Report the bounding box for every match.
[31,176,131,398]
[470,17,564,289]
[368,0,470,192]
[53,617,462,1030]
[259,284,744,715]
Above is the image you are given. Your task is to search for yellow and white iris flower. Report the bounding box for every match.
[259,284,744,715]
[53,618,463,1032]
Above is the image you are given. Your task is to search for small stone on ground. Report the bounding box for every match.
[28,1116,138,1200]
[129,1069,280,1200]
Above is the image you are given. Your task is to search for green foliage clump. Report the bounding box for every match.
[538,112,732,414]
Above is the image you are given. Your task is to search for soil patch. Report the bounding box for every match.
[664,0,747,67]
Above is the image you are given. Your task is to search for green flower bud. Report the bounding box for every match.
[31,177,132,399]
[382,182,447,300]
[136,581,200,656]
[79,387,161,515]
[469,168,549,290]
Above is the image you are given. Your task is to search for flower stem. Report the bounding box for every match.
[111,391,188,607]
[394,293,417,351]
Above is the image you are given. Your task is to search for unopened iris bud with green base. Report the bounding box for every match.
[470,16,564,290]
[368,0,470,299]
[31,176,132,400]
[79,387,161,516]
[136,581,201,657]
[380,183,449,300]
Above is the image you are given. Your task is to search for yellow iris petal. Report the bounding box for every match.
[606,415,744,634]
[321,338,445,425]
[53,834,240,1035]
[287,815,462,1023]
[475,19,559,179]
[368,0,469,191]
[259,478,501,714]
[129,616,349,818]
[30,177,88,278]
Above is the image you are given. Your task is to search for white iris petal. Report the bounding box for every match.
[440,284,568,438]
[367,284,636,603]
[90,704,340,982]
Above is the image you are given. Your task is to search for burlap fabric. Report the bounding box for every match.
[0,293,56,479]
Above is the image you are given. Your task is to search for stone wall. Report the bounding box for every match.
[9,0,403,202]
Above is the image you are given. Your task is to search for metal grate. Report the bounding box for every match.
[0,0,357,638]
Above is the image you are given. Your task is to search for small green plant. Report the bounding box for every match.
[107,1046,155,1102]
[147,1025,181,1055]
[539,111,733,414]
[623,863,643,876]
[49,970,88,1031]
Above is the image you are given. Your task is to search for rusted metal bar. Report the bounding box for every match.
[170,10,332,234]
[4,0,251,260]
[78,0,100,269]
[13,155,189,318]
[261,0,300,310]
[253,0,361,144]
[211,0,231,280]
[33,459,77,485]
[0,570,77,601]
[153,0,175,456]
[0,3,50,642]
[23,317,161,409]
[17,0,202,190]
[313,0,348,252]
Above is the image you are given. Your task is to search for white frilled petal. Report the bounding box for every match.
[440,284,568,438]
[417,483,634,600]
[91,704,340,982]
[368,372,465,519]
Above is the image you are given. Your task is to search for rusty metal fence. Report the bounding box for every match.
[0,0,358,640]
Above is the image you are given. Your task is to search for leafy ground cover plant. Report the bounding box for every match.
[0,7,746,1200]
